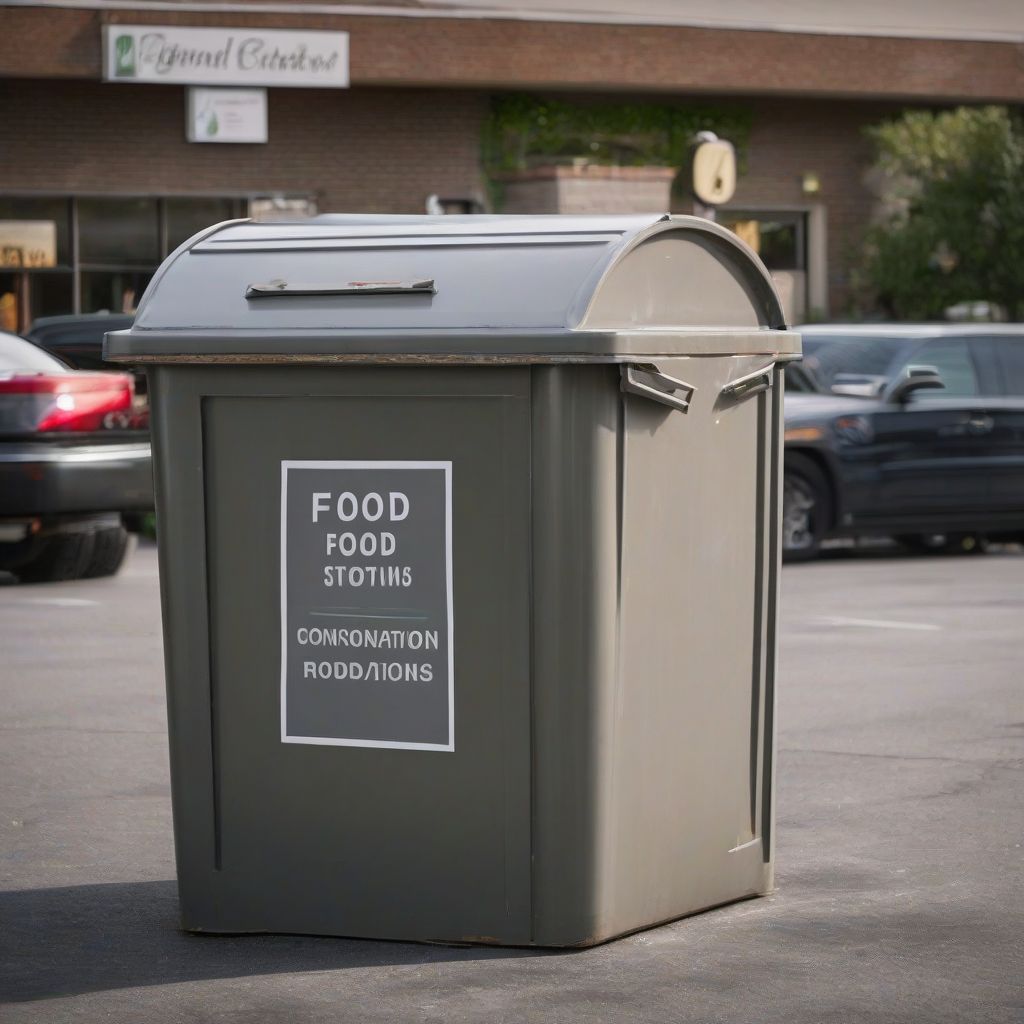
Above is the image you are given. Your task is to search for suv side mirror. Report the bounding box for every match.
[888,365,945,404]
[831,373,888,398]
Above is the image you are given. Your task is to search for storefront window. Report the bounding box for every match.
[0,196,73,330]
[166,197,241,251]
[78,197,161,267]
[80,270,153,315]
[0,194,310,326]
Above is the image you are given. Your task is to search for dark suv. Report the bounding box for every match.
[782,325,1024,560]
[26,312,139,385]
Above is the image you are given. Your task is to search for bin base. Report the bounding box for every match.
[178,888,772,949]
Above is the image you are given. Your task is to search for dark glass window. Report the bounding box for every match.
[905,339,978,397]
[783,363,818,393]
[80,270,153,314]
[166,197,239,251]
[721,211,805,271]
[799,336,913,391]
[990,338,1024,396]
[78,197,160,267]
[26,272,74,323]
[756,221,800,270]
[0,270,74,332]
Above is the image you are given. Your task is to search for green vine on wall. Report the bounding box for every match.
[481,93,752,185]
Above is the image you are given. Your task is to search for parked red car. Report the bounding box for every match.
[0,331,152,582]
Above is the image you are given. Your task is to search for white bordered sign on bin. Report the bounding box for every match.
[280,461,454,751]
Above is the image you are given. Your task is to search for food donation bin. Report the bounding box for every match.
[106,213,800,947]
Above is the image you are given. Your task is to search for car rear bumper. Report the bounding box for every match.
[0,441,154,518]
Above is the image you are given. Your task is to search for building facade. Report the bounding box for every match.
[1,1,1022,329]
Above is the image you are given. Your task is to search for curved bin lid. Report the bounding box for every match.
[104,213,799,364]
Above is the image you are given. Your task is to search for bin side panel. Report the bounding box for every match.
[149,368,222,920]
[599,354,776,938]
[761,366,785,881]
[165,366,532,942]
[529,365,623,947]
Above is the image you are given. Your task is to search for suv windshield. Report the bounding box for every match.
[800,335,915,392]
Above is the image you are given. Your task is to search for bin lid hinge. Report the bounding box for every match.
[620,362,696,414]
[719,364,775,402]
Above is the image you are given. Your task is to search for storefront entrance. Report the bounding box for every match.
[720,209,816,324]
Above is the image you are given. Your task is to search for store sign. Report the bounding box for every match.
[187,88,267,143]
[103,25,349,88]
[280,461,454,751]
[0,221,57,269]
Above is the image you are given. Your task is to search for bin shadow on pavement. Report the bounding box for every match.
[0,880,558,1003]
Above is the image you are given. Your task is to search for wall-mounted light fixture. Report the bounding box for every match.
[801,171,821,196]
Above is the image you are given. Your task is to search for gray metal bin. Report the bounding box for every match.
[106,213,800,947]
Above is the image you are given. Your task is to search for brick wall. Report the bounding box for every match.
[0,79,486,213]
[2,6,1022,102]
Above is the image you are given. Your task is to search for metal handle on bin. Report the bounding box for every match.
[621,363,697,414]
[720,364,775,401]
[245,278,436,298]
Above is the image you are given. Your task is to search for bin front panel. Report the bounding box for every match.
[179,366,531,942]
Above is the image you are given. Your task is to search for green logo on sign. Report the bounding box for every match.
[114,34,136,77]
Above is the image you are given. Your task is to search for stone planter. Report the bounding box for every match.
[496,163,676,214]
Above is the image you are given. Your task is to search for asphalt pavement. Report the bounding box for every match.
[1,541,1022,1023]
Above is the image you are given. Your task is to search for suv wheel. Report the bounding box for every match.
[782,453,832,563]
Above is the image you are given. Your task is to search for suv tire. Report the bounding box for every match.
[782,452,832,563]
[83,525,131,578]
[17,532,96,584]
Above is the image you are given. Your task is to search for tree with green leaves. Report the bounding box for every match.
[861,106,1024,321]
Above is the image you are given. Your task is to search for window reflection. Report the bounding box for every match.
[80,270,153,315]
[78,197,160,267]
[166,198,239,251]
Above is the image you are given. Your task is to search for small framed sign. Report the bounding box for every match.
[187,87,268,144]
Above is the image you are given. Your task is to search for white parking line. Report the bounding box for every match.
[815,615,941,632]
[22,597,99,608]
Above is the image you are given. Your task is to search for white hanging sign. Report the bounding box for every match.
[104,25,349,88]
